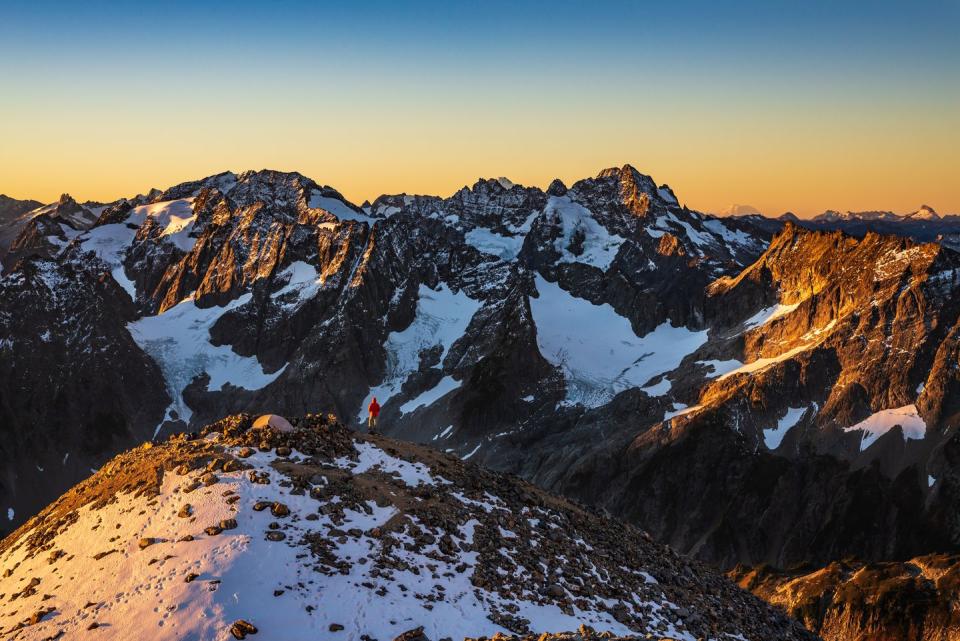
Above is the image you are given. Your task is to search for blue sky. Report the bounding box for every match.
[1,0,958,215]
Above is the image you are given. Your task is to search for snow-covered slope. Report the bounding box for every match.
[0,414,813,641]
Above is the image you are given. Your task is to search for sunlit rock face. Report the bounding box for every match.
[0,194,43,257]
[731,556,960,641]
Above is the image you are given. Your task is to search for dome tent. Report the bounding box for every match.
[252,413,294,433]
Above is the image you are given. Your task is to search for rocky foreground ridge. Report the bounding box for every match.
[0,414,814,641]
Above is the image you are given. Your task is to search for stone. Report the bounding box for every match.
[230,619,258,639]
[394,626,430,641]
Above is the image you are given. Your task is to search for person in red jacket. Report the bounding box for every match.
[367,397,380,433]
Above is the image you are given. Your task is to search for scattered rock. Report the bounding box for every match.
[230,619,258,639]
[394,627,430,641]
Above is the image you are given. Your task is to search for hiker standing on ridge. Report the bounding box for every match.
[367,397,380,433]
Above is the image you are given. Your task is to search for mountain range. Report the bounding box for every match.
[2,165,959,640]
[729,204,960,251]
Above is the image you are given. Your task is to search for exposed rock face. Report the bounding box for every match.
[494,223,959,567]
[0,195,43,258]
[0,258,169,536]
[1,194,103,269]
[0,413,815,640]
[736,205,960,251]
[4,165,960,640]
[730,555,960,641]
[0,164,760,450]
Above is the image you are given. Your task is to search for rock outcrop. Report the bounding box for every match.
[731,555,960,641]
[0,414,815,641]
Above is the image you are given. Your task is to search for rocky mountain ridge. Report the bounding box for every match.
[734,204,960,250]
[3,165,959,640]
[0,413,815,641]
[731,555,960,641]
[0,195,45,262]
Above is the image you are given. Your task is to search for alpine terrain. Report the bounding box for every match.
[2,164,959,640]
[0,413,814,640]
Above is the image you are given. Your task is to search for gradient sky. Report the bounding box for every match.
[1,0,958,217]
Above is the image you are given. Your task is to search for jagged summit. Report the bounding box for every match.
[0,413,813,641]
[546,178,568,196]
[908,204,940,220]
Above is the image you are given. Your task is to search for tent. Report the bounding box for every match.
[252,414,295,433]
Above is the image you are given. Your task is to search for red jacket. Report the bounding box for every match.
[368,399,380,417]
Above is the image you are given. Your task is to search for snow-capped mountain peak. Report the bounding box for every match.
[907,204,940,220]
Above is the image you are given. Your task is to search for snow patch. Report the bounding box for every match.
[128,294,286,427]
[843,404,927,451]
[270,261,322,308]
[140,199,198,252]
[400,376,462,414]
[462,443,482,460]
[765,406,806,449]
[76,198,198,297]
[433,425,454,441]
[657,187,678,204]
[531,275,707,407]
[546,196,625,270]
[359,284,480,421]
[698,359,744,378]
[703,219,756,248]
[334,441,446,487]
[717,344,811,381]
[309,191,376,224]
[744,301,803,329]
[464,227,526,261]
